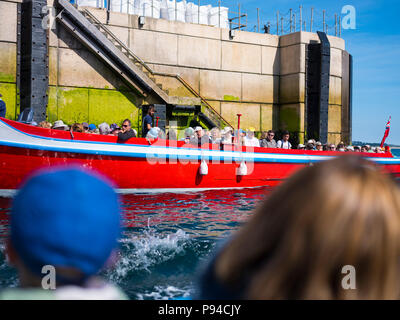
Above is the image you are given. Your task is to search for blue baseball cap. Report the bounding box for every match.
[88,124,96,130]
[10,167,121,282]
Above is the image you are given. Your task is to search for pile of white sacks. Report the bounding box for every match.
[76,0,229,29]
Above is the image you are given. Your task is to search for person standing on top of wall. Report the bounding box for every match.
[118,119,136,142]
[142,106,155,138]
[0,94,6,118]
[277,131,292,149]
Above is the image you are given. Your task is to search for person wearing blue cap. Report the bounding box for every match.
[0,167,127,300]
[88,123,96,131]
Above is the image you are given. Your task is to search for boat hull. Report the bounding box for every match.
[1,118,400,193]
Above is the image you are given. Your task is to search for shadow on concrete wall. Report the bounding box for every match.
[56,27,142,108]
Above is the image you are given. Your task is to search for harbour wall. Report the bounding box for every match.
[0,0,350,144]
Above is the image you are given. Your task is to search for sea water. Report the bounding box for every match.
[0,188,267,299]
[0,150,398,300]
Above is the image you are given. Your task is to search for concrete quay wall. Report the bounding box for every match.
[0,1,349,144]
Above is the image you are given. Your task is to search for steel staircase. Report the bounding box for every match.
[55,0,233,129]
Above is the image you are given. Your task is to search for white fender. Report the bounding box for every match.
[237,161,247,176]
[200,159,208,175]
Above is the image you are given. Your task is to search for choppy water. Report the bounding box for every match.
[0,149,398,300]
[0,188,268,300]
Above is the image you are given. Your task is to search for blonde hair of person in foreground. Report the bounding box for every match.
[204,155,400,299]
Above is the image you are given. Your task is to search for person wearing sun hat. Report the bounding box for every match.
[0,167,127,300]
[52,120,69,131]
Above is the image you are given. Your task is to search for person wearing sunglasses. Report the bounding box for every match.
[117,119,136,142]
[260,130,277,148]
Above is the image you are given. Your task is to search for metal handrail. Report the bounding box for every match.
[81,8,234,128]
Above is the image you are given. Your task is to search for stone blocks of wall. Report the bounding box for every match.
[41,5,348,139]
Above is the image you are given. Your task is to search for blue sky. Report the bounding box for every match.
[205,0,400,144]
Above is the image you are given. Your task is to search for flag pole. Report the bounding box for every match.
[380,116,391,148]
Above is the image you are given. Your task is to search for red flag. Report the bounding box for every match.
[380,116,391,148]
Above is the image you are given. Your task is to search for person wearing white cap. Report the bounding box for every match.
[297,144,305,150]
[0,93,6,118]
[306,139,316,150]
[190,126,212,147]
[243,127,260,147]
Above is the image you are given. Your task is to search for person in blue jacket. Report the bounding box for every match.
[0,93,6,118]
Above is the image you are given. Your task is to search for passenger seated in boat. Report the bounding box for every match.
[167,129,177,140]
[316,141,323,151]
[197,156,400,299]
[180,127,195,144]
[82,122,89,133]
[237,129,246,145]
[297,144,305,150]
[88,124,97,133]
[328,144,336,151]
[306,140,316,150]
[210,128,221,144]
[374,147,385,154]
[243,128,260,147]
[260,130,277,148]
[110,123,121,136]
[98,122,111,135]
[38,121,52,129]
[220,127,234,145]
[146,127,158,140]
[277,131,292,149]
[190,126,212,147]
[337,141,345,151]
[0,167,127,300]
[354,146,361,152]
[71,123,84,133]
[52,120,69,131]
[118,119,136,142]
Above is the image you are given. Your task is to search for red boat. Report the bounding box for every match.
[0,117,399,195]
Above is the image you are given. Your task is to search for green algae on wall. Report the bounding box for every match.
[223,95,240,102]
[47,86,59,123]
[0,82,16,120]
[57,87,89,124]
[46,87,140,128]
[88,89,139,128]
[279,106,301,131]
[0,72,15,83]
